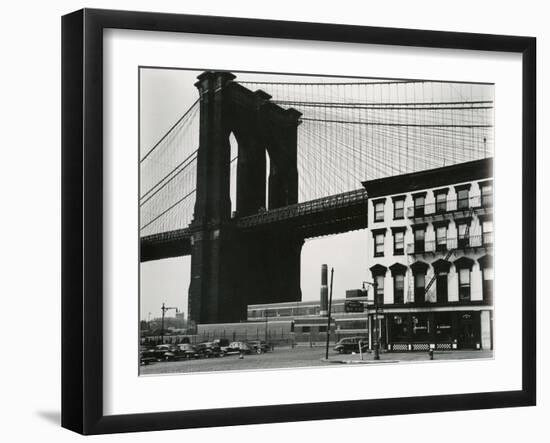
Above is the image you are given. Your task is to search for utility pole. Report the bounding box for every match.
[363,281,380,360]
[325,268,334,360]
[160,302,179,344]
[265,310,268,342]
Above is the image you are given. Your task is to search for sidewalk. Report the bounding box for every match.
[324,349,493,364]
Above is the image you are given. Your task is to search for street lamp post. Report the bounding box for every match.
[160,302,178,345]
[363,280,380,360]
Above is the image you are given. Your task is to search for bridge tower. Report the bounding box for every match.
[188,71,303,326]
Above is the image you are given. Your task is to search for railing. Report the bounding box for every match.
[406,234,492,254]
[236,188,368,228]
[406,194,493,218]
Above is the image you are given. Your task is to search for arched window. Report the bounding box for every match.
[370,264,387,305]
[478,254,494,304]
[432,259,451,303]
[410,261,429,303]
[389,263,407,304]
[454,256,475,301]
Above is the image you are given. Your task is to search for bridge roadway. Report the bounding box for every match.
[140,188,369,262]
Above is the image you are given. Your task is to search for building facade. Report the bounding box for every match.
[362,158,493,351]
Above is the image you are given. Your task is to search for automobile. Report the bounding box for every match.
[334,337,369,354]
[153,344,179,361]
[212,338,231,353]
[248,340,271,354]
[225,341,252,355]
[163,343,200,361]
[176,343,200,359]
[139,346,157,365]
[195,342,225,358]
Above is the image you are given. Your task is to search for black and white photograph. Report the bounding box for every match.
[139,68,495,375]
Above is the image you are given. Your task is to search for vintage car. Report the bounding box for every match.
[225,341,252,355]
[333,336,369,354]
[248,340,271,354]
[195,342,225,358]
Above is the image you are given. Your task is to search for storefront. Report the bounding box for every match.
[374,308,492,351]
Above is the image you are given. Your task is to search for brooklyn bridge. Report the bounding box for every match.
[139,71,494,325]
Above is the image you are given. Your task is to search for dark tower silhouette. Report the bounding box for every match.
[188,71,303,325]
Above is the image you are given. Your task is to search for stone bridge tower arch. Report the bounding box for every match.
[188,71,303,326]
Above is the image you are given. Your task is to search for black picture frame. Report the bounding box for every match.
[62,8,536,435]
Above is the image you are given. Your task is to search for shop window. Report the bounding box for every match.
[393,231,404,255]
[394,274,404,304]
[393,197,405,219]
[390,315,409,342]
[435,312,453,342]
[411,314,430,341]
[458,268,471,301]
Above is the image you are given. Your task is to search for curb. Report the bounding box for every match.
[321,359,400,365]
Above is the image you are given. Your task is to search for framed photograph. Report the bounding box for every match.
[62,8,536,435]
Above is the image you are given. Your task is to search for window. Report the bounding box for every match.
[374,233,385,257]
[374,201,385,222]
[393,231,404,255]
[390,315,409,342]
[482,220,493,245]
[413,195,425,217]
[301,326,311,333]
[435,192,447,213]
[375,275,384,305]
[394,274,405,304]
[436,273,448,303]
[411,314,430,341]
[457,222,470,248]
[436,226,447,251]
[483,267,494,303]
[414,273,425,303]
[318,326,327,333]
[393,198,405,219]
[458,268,471,301]
[457,188,469,209]
[435,312,453,342]
[414,228,425,253]
[480,182,493,207]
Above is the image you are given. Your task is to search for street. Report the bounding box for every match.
[140,346,494,375]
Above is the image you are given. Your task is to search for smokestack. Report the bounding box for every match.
[320,264,328,316]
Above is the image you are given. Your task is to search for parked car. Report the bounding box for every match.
[195,342,225,358]
[248,340,271,354]
[139,346,157,365]
[162,343,200,361]
[212,338,231,353]
[153,344,178,361]
[334,337,369,354]
[225,341,252,355]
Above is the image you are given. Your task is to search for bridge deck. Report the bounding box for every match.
[140,188,369,262]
